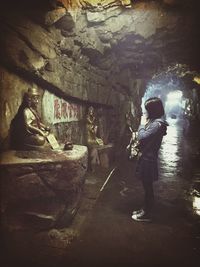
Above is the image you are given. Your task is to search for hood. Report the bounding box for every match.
[154,118,169,127]
[154,118,169,135]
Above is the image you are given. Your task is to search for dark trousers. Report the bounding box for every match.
[142,179,154,214]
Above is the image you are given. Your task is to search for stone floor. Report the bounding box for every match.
[61,117,200,267]
[1,117,200,267]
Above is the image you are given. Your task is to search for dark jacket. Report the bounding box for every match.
[137,118,168,181]
[138,118,168,161]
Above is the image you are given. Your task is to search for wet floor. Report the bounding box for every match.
[3,117,200,267]
[58,117,200,267]
[56,118,200,267]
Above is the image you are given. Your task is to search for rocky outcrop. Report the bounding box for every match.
[0,145,88,230]
[57,0,132,10]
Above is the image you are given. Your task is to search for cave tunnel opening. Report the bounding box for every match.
[136,61,200,211]
[139,66,200,216]
[141,63,200,132]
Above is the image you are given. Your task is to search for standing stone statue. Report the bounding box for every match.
[86,106,104,172]
[86,106,104,147]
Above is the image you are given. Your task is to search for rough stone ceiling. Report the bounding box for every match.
[57,0,194,10]
[58,0,133,9]
[63,0,200,79]
[1,0,200,90]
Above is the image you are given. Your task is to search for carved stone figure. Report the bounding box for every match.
[86,106,104,172]
[23,88,50,148]
[10,88,50,150]
[86,106,103,147]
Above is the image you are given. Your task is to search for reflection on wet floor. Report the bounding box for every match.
[63,115,200,267]
[159,116,200,216]
[159,117,182,179]
[191,173,200,216]
[193,196,200,216]
[191,186,200,216]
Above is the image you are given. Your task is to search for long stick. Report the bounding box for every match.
[100,167,116,192]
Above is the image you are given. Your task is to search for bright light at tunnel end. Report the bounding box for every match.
[166,90,183,108]
[167,90,183,101]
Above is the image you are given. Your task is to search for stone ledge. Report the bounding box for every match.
[0,145,87,166]
[0,145,88,232]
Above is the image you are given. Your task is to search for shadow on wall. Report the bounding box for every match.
[9,94,28,150]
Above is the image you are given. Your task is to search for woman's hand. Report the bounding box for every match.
[132,131,138,139]
[140,114,147,125]
[45,126,50,132]
[39,130,49,137]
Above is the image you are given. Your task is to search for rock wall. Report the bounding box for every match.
[1,0,192,149]
[0,2,139,150]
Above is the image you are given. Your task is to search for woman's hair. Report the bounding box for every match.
[145,97,165,119]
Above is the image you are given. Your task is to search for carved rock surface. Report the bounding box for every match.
[0,145,88,230]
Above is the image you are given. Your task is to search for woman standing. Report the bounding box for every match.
[132,97,168,222]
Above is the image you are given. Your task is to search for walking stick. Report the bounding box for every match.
[100,167,116,192]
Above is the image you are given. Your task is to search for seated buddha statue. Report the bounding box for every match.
[23,87,50,148]
[10,87,51,150]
